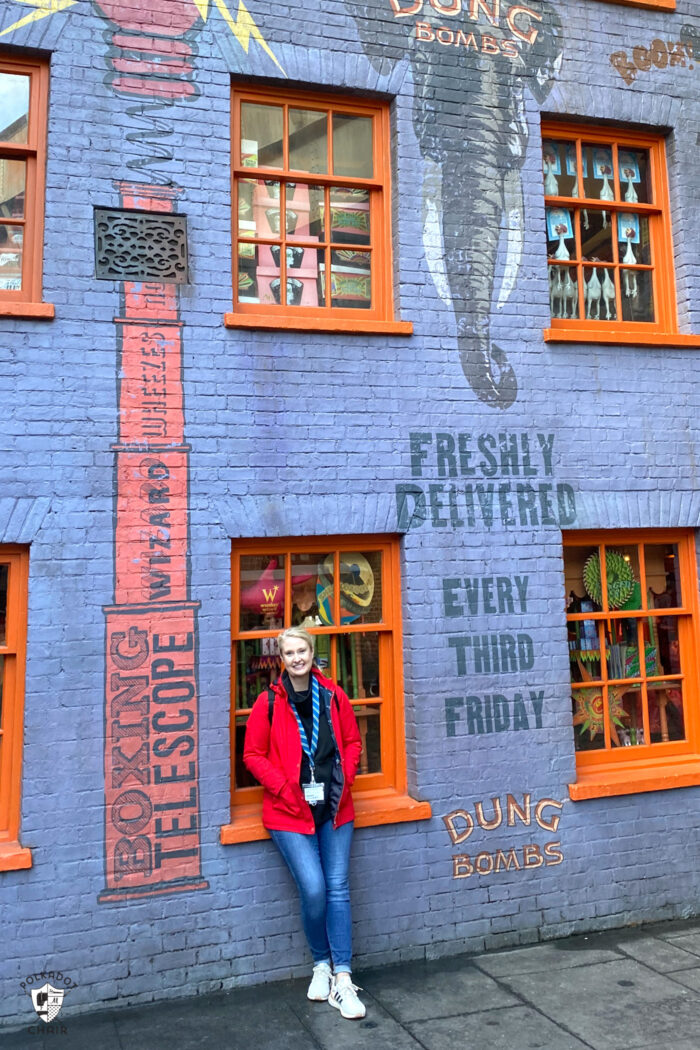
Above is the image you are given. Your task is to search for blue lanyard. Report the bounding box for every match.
[290,676,321,775]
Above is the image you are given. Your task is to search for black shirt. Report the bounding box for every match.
[283,671,337,828]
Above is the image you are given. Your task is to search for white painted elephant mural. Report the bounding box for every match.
[347,1,563,409]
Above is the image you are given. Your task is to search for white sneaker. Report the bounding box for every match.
[328,973,366,1019]
[307,961,333,1001]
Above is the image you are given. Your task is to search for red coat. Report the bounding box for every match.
[243,669,362,833]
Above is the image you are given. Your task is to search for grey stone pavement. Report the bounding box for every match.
[6,917,700,1049]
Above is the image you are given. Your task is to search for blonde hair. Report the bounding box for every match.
[277,625,315,655]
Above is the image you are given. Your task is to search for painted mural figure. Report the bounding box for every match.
[347,1,563,409]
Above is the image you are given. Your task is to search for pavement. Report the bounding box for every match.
[5,917,700,1049]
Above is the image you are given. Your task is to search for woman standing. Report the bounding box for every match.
[243,626,365,1019]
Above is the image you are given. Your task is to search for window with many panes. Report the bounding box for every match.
[0,546,30,870]
[226,86,410,335]
[564,530,700,800]
[0,55,51,318]
[541,123,695,346]
[222,535,430,843]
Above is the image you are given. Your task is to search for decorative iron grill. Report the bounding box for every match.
[94,208,189,283]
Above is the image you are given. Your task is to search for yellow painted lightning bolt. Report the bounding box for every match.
[194,0,286,76]
[0,0,78,39]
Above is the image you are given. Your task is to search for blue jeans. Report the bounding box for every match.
[270,820,354,972]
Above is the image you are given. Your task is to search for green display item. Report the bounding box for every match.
[583,550,635,609]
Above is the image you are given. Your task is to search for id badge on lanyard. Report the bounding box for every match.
[295,677,325,806]
[303,771,325,806]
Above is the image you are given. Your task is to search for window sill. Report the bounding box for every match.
[0,841,32,871]
[0,302,55,320]
[224,313,413,336]
[220,789,432,844]
[596,0,674,10]
[569,758,700,801]
[544,328,700,348]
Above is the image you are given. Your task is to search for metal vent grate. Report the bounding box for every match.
[94,208,189,283]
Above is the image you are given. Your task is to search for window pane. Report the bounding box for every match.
[620,269,654,323]
[542,139,577,198]
[617,687,644,747]
[333,114,373,179]
[0,563,6,645]
[330,189,370,245]
[549,265,580,320]
[0,224,22,290]
[286,183,325,242]
[582,144,615,201]
[580,209,612,262]
[646,543,682,607]
[253,245,282,305]
[237,177,256,237]
[0,73,30,143]
[0,653,4,725]
[290,551,332,626]
[651,615,681,676]
[573,684,619,751]
[582,266,618,321]
[289,108,327,174]
[234,637,278,711]
[617,148,651,205]
[565,547,603,614]
[238,242,259,302]
[239,554,285,631]
[235,713,258,787]
[618,213,651,266]
[288,248,324,307]
[545,207,575,261]
[0,158,25,217]
[337,633,380,698]
[240,103,283,168]
[648,682,685,743]
[353,702,381,774]
[330,254,371,310]
[568,603,602,683]
[339,550,382,623]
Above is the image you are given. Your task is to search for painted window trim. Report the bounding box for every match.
[0,55,52,318]
[0,547,31,871]
[593,0,675,10]
[222,535,431,844]
[229,85,411,335]
[564,529,700,802]
[541,122,692,346]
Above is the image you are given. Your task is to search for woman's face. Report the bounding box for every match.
[280,638,314,679]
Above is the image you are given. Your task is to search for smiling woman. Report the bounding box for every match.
[243,624,366,1015]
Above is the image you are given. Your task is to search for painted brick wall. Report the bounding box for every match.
[1,0,699,1029]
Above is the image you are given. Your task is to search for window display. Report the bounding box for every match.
[229,86,402,331]
[541,123,682,343]
[564,530,700,799]
[226,536,426,841]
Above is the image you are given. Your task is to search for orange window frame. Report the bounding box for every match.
[594,1,675,10]
[542,123,695,348]
[564,530,700,801]
[221,535,430,844]
[226,86,411,336]
[0,546,31,870]
[0,55,52,319]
